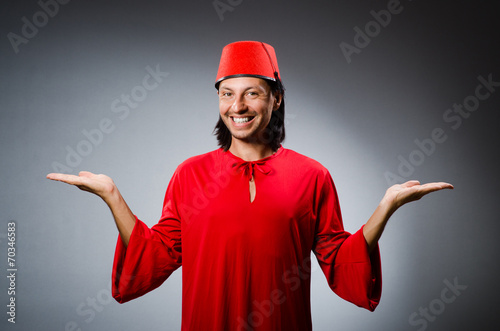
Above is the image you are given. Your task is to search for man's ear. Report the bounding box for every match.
[273,93,282,111]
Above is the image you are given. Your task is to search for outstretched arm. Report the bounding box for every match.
[363,180,454,253]
[46,171,136,246]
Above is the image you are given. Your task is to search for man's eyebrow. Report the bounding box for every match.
[222,85,264,91]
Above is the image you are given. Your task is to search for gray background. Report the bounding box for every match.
[1,0,499,330]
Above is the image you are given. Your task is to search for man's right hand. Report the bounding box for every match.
[47,171,117,203]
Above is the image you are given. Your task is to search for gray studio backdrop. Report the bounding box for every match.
[1,0,499,330]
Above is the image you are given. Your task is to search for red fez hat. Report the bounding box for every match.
[215,41,281,87]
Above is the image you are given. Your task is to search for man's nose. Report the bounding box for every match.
[232,95,248,112]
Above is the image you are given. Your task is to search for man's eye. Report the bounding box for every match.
[222,92,232,97]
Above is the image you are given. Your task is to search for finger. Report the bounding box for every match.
[79,171,95,178]
[46,173,86,186]
[418,182,454,195]
[47,173,70,181]
[436,182,454,189]
[421,182,454,190]
[401,180,421,188]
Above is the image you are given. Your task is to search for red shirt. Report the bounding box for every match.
[112,147,382,330]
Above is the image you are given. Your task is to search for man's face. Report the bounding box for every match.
[218,77,280,145]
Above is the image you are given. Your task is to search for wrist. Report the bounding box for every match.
[102,184,121,206]
[378,198,397,219]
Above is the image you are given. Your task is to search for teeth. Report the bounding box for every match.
[233,117,251,123]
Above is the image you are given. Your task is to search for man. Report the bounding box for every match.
[47,41,453,330]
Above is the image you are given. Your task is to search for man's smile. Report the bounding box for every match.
[231,116,255,124]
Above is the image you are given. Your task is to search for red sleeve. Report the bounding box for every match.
[112,173,183,304]
[313,172,382,311]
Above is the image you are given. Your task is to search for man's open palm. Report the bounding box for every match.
[384,180,454,211]
[46,171,116,201]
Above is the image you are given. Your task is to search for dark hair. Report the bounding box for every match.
[213,78,286,151]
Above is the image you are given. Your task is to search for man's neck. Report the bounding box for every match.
[228,140,275,162]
